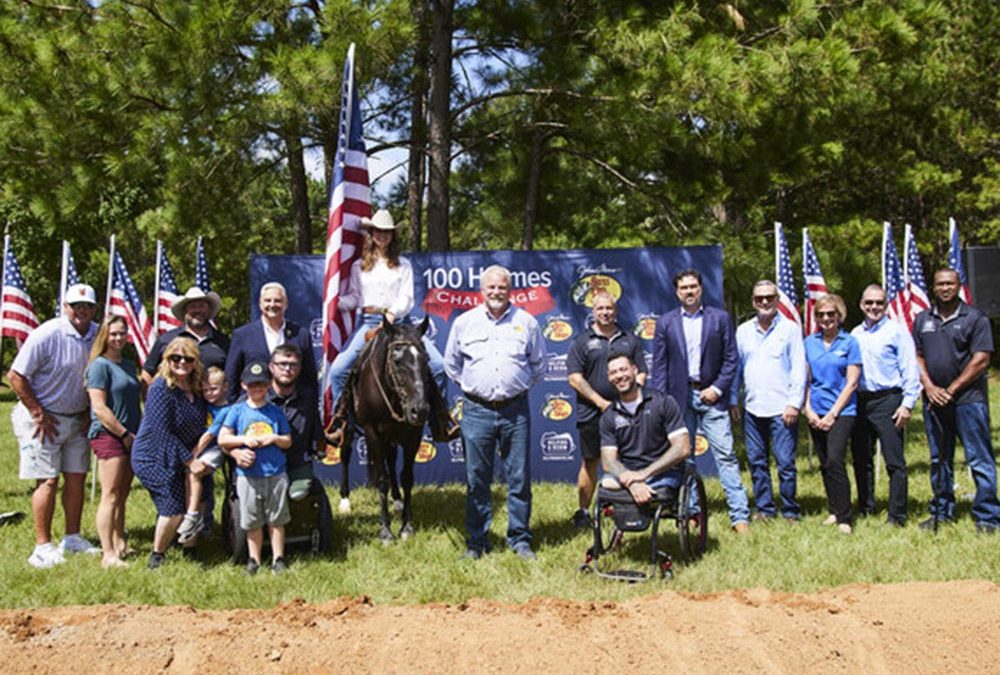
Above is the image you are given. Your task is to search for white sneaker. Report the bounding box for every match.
[28,543,66,569]
[60,534,101,555]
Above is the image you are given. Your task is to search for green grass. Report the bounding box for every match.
[1,379,999,610]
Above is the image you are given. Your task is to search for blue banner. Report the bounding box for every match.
[249,246,724,485]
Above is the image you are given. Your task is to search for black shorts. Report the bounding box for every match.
[577,417,601,460]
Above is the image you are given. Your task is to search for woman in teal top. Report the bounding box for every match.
[85,316,142,568]
[803,294,862,534]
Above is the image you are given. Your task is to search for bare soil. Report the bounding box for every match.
[2,580,998,673]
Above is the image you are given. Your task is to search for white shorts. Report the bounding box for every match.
[13,403,90,480]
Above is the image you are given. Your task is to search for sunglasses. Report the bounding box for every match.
[753,294,777,303]
[816,310,839,318]
[862,299,885,306]
[69,302,96,310]
[168,354,196,364]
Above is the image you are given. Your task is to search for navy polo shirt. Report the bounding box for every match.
[599,389,686,483]
[267,386,320,472]
[913,303,993,405]
[144,326,231,375]
[804,330,862,416]
[566,324,647,423]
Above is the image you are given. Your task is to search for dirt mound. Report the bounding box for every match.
[2,580,998,673]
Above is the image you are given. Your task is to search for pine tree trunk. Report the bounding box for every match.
[426,0,453,251]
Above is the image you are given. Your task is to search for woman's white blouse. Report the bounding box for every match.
[340,256,414,318]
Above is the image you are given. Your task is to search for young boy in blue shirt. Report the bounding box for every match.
[218,361,292,574]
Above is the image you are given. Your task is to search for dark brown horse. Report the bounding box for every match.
[330,317,431,542]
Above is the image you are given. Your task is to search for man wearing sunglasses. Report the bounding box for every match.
[8,283,101,567]
[730,280,806,524]
[850,284,920,526]
[913,269,1000,533]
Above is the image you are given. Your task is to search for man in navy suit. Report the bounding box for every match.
[651,269,751,533]
[225,282,318,403]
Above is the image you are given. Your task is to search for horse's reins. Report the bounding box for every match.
[363,335,417,423]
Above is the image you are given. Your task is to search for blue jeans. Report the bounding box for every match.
[743,412,800,519]
[461,396,532,551]
[924,401,1000,526]
[329,313,446,404]
[685,389,750,525]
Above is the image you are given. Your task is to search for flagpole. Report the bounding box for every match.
[153,240,162,336]
[1,232,8,381]
[59,241,69,314]
[105,235,116,315]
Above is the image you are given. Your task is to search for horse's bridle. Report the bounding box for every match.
[364,336,423,424]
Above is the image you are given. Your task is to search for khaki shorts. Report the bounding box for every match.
[13,403,90,480]
[236,473,291,530]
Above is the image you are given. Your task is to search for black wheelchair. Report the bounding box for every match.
[221,460,334,564]
[579,464,708,581]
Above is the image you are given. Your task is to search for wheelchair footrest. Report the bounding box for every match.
[597,569,650,583]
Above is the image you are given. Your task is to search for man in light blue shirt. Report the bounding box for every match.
[445,265,545,561]
[731,280,806,522]
[850,284,921,526]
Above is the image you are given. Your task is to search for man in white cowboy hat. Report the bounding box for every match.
[9,283,102,567]
[142,286,230,386]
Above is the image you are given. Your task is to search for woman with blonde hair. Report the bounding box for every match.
[85,315,141,567]
[131,337,208,568]
[803,294,862,534]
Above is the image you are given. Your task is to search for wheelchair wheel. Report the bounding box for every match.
[312,481,334,556]
[677,468,708,562]
[222,492,248,564]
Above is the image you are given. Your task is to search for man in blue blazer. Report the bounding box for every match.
[225,282,318,404]
[651,269,751,532]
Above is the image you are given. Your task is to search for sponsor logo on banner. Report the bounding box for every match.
[570,264,623,306]
[310,318,323,347]
[420,266,556,320]
[448,438,465,463]
[633,314,658,340]
[541,393,574,421]
[644,351,653,372]
[355,437,368,465]
[540,431,576,461]
[543,315,573,342]
[544,353,568,381]
[694,434,709,456]
[320,444,342,466]
[416,439,437,463]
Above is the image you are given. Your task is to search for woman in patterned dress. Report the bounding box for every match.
[131,337,208,569]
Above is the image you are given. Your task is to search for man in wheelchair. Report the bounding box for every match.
[583,351,698,579]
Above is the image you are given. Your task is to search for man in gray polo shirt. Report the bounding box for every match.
[8,283,101,568]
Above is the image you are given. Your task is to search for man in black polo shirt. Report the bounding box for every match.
[567,291,647,527]
[913,268,1000,533]
[267,344,324,500]
[143,287,231,384]
[599,353,690,505]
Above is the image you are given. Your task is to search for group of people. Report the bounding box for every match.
[12,275,322,572]
[10,210,997,572]
[566,268,999,542]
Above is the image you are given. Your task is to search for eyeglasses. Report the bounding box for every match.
[816,310,838,318]
[168,354,196,364]
[753,294,776,303]
[272,361,300,370]
[862,299,885,306]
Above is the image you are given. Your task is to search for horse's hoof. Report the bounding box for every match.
[338,498,352,514]
[379,529,394,545]
[399,525,415,541]
[393,499,404,513]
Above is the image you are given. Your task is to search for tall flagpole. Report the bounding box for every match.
[105,235,116,315]
[59,241,69,314]
[153,240,162,336]
[1,231,8,381]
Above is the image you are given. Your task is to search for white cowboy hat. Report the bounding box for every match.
[171,287,222,321]
[360,209,399,231]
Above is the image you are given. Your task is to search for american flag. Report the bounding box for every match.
[2,236,40,346]
[947,217,972,304]
[882,222,910,327]
[55,242,81,317]
[321,43,371,425]
[155,242,182,334]
[801,228,828,336]
[108,250,153,362]
[774,222,801,329]
[195,237,212,293]
[903,224,930,325]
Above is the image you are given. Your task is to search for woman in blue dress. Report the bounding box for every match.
[803,294,862,534]
[131,337,209,569]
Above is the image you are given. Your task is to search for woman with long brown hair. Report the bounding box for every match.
[131,337,209,569]
[85,315,141,568]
